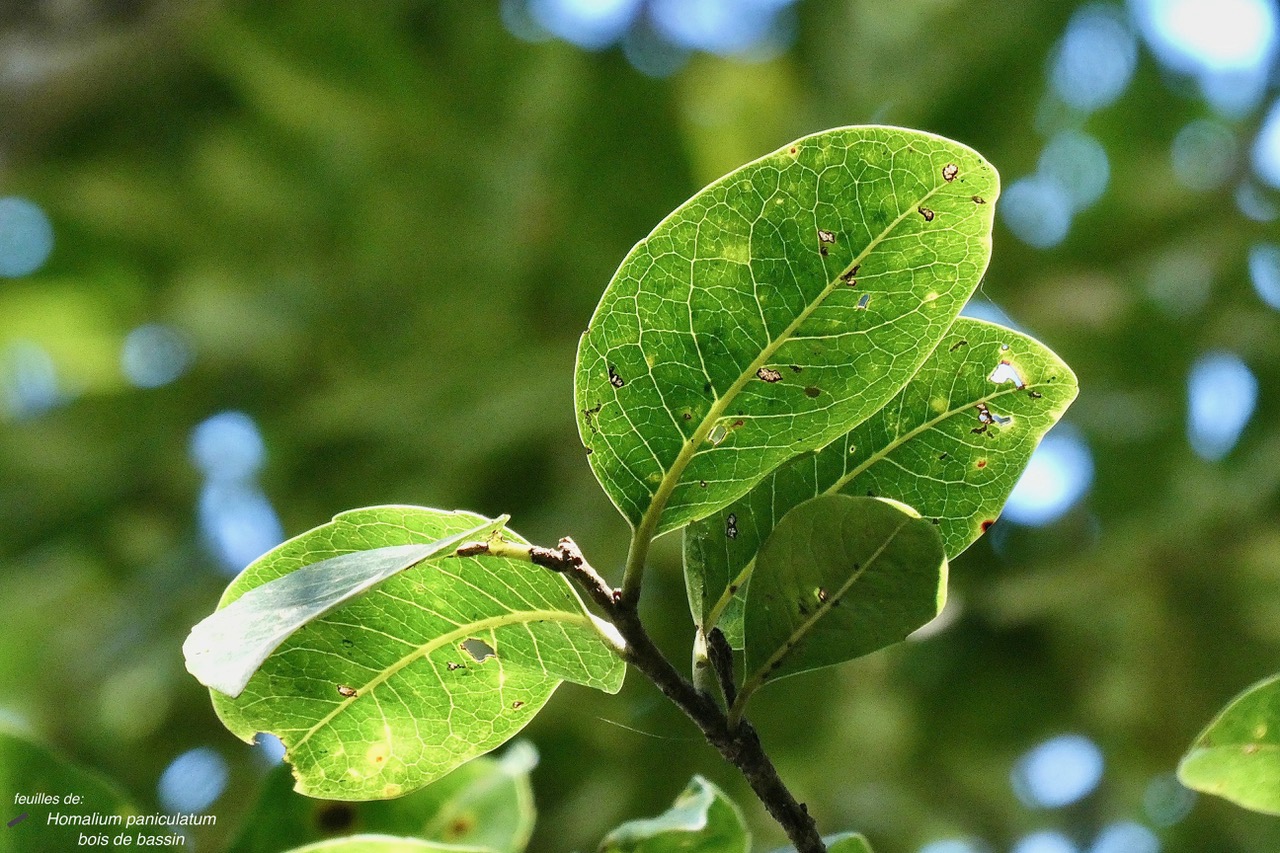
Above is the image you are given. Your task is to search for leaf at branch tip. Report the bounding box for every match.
[597,775,749,853]
[184,516,510,698]
[1178,672,1280,815]
[205,506,625,801]
[686,317,1077,646]
[279,835,493,853]
[742,495,946,694]
[772,832,874,853]
[576,126,999,539]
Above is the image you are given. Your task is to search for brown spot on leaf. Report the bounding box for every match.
[337,685,357,698]
[919,206,935,222]
[981,519,995,532]
[1028,389,1044,399]
[804,386,821,398]
[789,146,798,154]
[972,195,986,204]
[511,700,525,710]
[818,229,836,244]
[757,367,783,383]
[447,816,475,838]
[446,661,464,671]
[942,163,959,182]
[976,459,987,469]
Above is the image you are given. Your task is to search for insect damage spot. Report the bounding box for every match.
[699,480,708,488]
[817,229,836,257]
[1028,389,1044,399]
[815,587,828,603]
[511,700,525,710]
[789,364,803,372]
[804,386,821,398]
[446,661,464,671]
[582,402,602,435]
[948,339,968,352]
[337,685,357,698]
[918,206,935,222]
[708,424,729,446]
[989,360,1026,389]
[461,638,496,662]
[341,638,354,648]
[971,402,1012,434]
[981,519,995,532]
[942,163,959,182]
[854,293,871,310]
[726,513,739,540]
[840,265,859,285]
[972,195,986,204]
[976,459,987,469]
[608,364,625,388]
[757,366,783,383]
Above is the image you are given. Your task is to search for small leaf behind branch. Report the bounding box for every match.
[739,495,945,709]
[1179,673,1280,815]
[184,516,508,697]
[597,775,749,853]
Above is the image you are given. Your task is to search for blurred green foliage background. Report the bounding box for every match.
[1,1,1279,851]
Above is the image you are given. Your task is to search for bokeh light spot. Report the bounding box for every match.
[1012,733,1105,808]
[650,0,797,55]
[1001,176,1074,249]
[1186,351,1257,461]
[189,411,267,481]
[255,732,287,766]
[1143,772,1197,826]
[121,324,194,389]
[157,747,228,813]
[1252,99,1280,189]
[1171,119,1238,190]
[1088,821,1160,853]
[1012,831,1078,853]
[1050,4,1137,112]
[1,340,60,419]
[1248,243,1280,309]
[1004,425,1094,526]
[198,481,285,575]
[0,197,54,278]
[1133,0,1277,75]
[1039,130,1111,210]
[526,0,642,49]
[919,841,988,853]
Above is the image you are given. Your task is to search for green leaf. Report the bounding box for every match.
[597,775,748,853]
[740,495,946,702]
[206,506,625,800]
[0,725,137,852]
[685,317,1077,645]
[772,833,874,853]
[1179,673,1280,815]
[280,835,491,853]
[229,742,537,853]
[185,516,508,697]
[575,126,998,539]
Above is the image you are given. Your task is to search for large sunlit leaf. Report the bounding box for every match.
[1179,673,1280,815]
[229,742,537,853]
[685,317,1077,644]
[597,775,748,853]
[740,495,946,702]
[575,126,998,539]
[205,506,624,800]
[185,516,508,697]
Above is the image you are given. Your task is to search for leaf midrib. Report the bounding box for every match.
[702,377,1049,632]
[636,179,952,541]
[292,608,595,748]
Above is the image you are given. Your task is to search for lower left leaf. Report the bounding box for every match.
[192,505,625,800]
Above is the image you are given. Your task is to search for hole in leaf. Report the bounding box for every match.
[990,360,1027,389]
[337,685,357,698]
[461,638,496,662]
[972,195,986,204]
[725,513,739,540]
[855,294,871,310]
[757,367,782,383]
[511,700,525,710]
[708,424,729,446]
[608,364,625,388]
[815,587,828,603]
[840,264,860,284]
[919,206,935,221]
[943,163,959,181]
